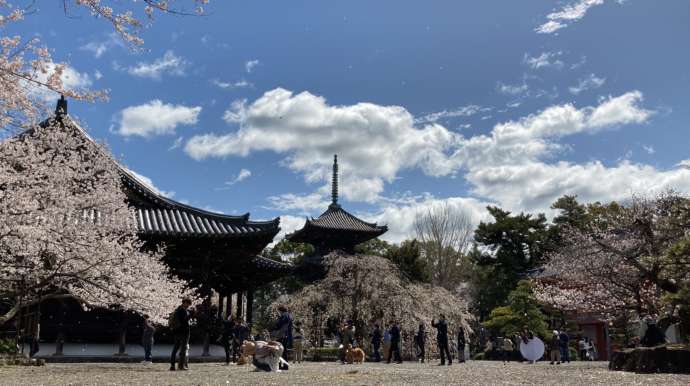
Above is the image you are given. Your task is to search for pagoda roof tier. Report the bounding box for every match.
[286,155,387,253]
[287,203,387,245]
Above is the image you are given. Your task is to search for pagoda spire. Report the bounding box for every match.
[331,154,339,206]
[55,94,67,116]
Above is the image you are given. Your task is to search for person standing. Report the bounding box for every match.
[415,324,426,363]
[387,321,403,364]
[431,314,452,365]
[457,327,466,363]
[339,320,356,364]
[501,336,513,364]
[293,321,304,363]
[370,324,382,362]
[549,331,561,365]
[141,315,155,365]
[559,330,570,363]
[234,319,250,362]
[274,305,293,364]
[578,336,588,361]
[170,297,193,371]
[383,326,392,362]
[220,315,234,365]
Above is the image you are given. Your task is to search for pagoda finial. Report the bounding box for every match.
[331,154,338,205]
[55,94,67,116]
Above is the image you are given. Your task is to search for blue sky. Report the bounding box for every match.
[13,0,690,242]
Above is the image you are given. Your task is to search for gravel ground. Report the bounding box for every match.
[2,361,690,386]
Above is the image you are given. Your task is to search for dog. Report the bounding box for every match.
[344,344,365,364]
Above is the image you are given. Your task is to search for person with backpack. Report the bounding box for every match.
[169,297,193,371]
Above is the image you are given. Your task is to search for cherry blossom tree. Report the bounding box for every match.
[534,192,690,318]
[0,1,207,131]
[0,114,194,326]
[275,252,472,357]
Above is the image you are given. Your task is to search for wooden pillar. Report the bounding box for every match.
[246,290,254,327]
[225,295,232,320]
[202,295,212,356]
[217,294,224,320]
[235,292,243,321]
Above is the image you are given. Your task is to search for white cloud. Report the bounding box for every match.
[212,79,253,89]
[116,100,201,137]
[30,62,92,102]
[365,195,492,244]
[184,88,679,240]
[217,168,252,189]
[273,214,308,244]
[524,52,564,69]
[497,81,529,96]
[415,105,491,124]
[80,42,107,58]
[169,136,184,151]
[245,59,260,73]
[128,51,188,80]
[677,160,690,169]
[93,70,103,80]
[125,169,175,198]
[79,33,124,58]
[265,193,330,215]
[642,145,655,155]
[569,73,606,94]
[186,88,460,202]
[535,0,625,34]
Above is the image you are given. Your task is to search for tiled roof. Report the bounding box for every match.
[41,113,280,239]
[287,203,387,243]
[121,167,280,238]
[307,204,387,233]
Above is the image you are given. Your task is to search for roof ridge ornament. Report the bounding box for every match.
[331,154,339,207]
[55,94,67,116]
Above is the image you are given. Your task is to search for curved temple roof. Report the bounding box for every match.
[40,100,280,240]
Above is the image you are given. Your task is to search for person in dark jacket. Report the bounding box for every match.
[457,327,466,363]
[415,324,426,363]
[387,321,403,364]
[274,305,293,364]
[559,330,570,363]
[170,297,193,371]
[221,315,234,365]
[233,319,250,362]
[431,314,452,365]
[641,320,667,347]
[141,315,155,364]
[370,324,382,362]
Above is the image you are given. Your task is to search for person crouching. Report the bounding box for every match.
[240,340,289,372]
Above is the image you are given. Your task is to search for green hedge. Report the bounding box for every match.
[0,339,17,355]
[308,347,341,361]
